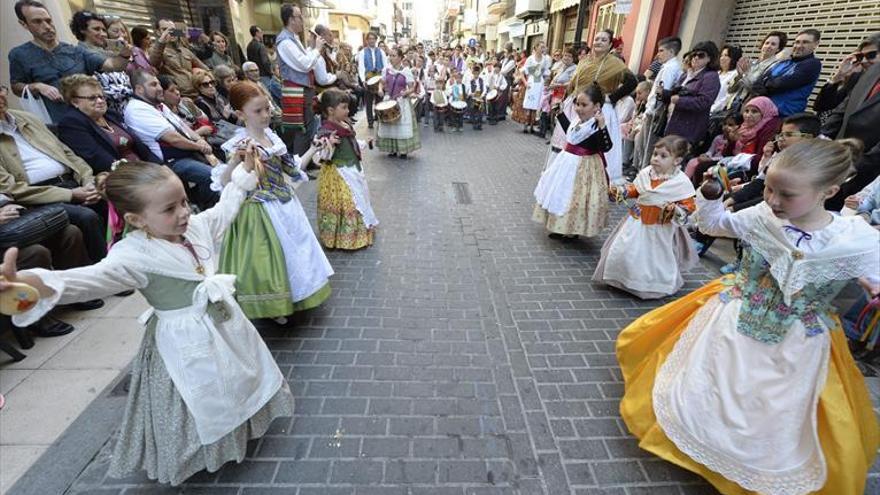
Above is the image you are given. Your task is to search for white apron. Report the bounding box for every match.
[534,117,599,216]
[597,169,696,296]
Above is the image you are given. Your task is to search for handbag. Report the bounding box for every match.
[20,86,53,125]
[0,204,69,249]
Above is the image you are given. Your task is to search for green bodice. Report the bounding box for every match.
[719,246,845,344]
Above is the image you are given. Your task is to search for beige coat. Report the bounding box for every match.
[0,109,94,205]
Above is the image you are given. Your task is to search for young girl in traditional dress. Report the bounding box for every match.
[376,47,421,158]
[593,136,697,298]
[617,139,879,495]
[0,156,294,485]
[316,88,379,250]
[533,84,613,240]
[214,81,334,320]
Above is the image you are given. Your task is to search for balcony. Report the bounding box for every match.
[487,0,509,17]
[515,0,544,19]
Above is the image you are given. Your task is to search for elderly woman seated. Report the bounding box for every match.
[193,67,243,134]
[57,74,160,174]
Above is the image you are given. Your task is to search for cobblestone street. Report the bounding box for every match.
[25,118,879,495]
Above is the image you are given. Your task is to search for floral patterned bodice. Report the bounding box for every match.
[719,245,847,344]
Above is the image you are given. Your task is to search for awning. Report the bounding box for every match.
[550,0,580,14]
[498,16,524,35]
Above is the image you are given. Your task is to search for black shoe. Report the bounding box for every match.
[562,235,579,242]
[306,172,319,180]
[368,123,374,129]
[389,152,398,157]
[64,299,105,311]
[115,290,135,297]
[548,233,564,240]
[30,316,74,338]
[400,154,408,159]
[522,128,530,134]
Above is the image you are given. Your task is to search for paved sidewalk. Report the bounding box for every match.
[6,117,880,495]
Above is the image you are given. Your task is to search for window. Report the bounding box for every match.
[595,1,626,38]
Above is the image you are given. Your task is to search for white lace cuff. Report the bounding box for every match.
[12,268,65,328]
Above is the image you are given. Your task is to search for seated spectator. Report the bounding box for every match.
[725,112,820,211]
[814,34,880,120]
[727,31,787,114]
[123,71,219,210]
[9,0,133,123]
[128,26,157,76]
[684,113,743,179]
[105,17,131,45]
[711,45,743,115]
[0,84,108,265]
[0,195,99,337]
[193,70,237,125]
[158,76,215,139]
[148,18,209,98]
[735,96,780,157]
[686,97,779,186]
[823,59,880,211]
[206,32,235,69]
[663,41,721,147]
[57,75,160,174]
[752,29,823,117]
[241,62,282,122]
[212,64,241,103]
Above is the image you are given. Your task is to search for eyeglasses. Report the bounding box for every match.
[200,81,217,87]
[691,52,708,59]
[73,94,106,102]
[854,50,878,62]
[776,131,812,139]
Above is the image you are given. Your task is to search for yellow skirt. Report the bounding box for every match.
[617,279,880,495]
[317,165,374,250]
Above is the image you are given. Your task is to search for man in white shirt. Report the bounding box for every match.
[633,37,683,170]
[124,70,218,209]
[357,32,389,129]
[276,4,326,154]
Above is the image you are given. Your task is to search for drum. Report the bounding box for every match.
[375,100,401,123]
[433,102,448,114]
[486,89,499,102]
[450,101,467,114]
[366,75,382,94]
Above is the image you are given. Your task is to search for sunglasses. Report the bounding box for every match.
[691,52,708,59]
[854,50,878,62]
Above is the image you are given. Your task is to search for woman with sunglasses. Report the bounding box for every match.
[814,34,880,120]
[57,74,159,174]
[662,41,721,149]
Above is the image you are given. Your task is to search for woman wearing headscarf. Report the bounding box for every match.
[549,29,637,183]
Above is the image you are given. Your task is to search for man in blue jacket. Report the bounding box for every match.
[754,29,823,117]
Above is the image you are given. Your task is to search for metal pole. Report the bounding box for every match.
[573,0,590,49]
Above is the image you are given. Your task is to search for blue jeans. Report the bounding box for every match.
[167,158,219,210]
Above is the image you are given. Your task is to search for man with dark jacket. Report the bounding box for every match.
[823,60,880,211]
